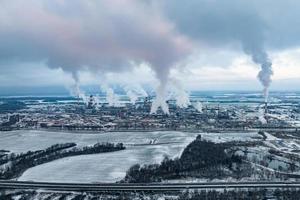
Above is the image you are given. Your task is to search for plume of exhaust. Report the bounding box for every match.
[69,83,88,105]
[126,90,138,105]
[194,101,203,113]
[67,73,89,105]
[101,86,121,107]
[124,85,148,105]
[246,48,273,103]
[150,83,170,114]
[170,78,191,108]
[0,0,192,113]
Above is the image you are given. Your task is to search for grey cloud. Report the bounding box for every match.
[0,0,192,84]
[162,0,300,50]
[160,0,300,100]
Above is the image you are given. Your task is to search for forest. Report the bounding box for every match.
[123,135,244,183]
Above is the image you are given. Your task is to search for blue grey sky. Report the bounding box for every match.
[0,0,300,94]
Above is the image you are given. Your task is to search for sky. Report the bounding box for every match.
[0,0,300,95]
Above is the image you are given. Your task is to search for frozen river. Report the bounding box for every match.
[0,130,259,183]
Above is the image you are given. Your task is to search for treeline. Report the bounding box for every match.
[0,142,125,179]
[123,135,243,183]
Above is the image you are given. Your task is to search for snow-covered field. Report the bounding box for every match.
[200,131,261,143]
[0,130,196,153]
[0,130,261,183]
[0,130,197,183]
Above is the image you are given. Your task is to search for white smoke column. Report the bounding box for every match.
[68,74,89,105]
[102,87,120,107]
[126,90,138,104]
[170,78,191,108]
[194,101,203,113]
[124,85,148,105]
[0,1,192,111]
[248,49,273,102]
[134,85,148,98]
[151,83,170,114]
[162,0,276,102]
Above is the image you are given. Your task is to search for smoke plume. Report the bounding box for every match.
[161,0,286,101]
[100,86,121,107]
[0,0,191,111]
[124,85,148,105]
[3,0,300,102]
[150,83,170,114]
[170,78,191,108]
[69,83,88,105]
[194,102,203,113]
[243,43,273,102]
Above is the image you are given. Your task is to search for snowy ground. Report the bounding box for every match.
[200,131,261,143]
[0,130,261,183]
[0,130,197,183]
[0,130,196,153]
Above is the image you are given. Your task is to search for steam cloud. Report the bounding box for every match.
[2,0,300,108]
[251,51,273,102]
[170,78,191,108]
[243,42,273,102]
[69,83,88,105]
[124,85,148,105]
[194,102,203,113]
[161,0,300,102]
[100,86,121,107]
[0,0,191,113]
[151,83,170,114]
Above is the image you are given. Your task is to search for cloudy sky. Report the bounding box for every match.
[0,0,300,94]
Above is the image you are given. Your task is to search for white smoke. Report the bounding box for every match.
[150,83,170,114]
[194,101,203,113]
[150,78,191,113]
[162,0,278,101]
[0,0,191,112]
[69,83,88,105]
[170,78,191,108]
[124,85,148,105]
[126,90,138,105]
[100,85,121,107]
[245,48,273,102]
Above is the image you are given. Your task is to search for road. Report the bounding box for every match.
[1,181,300,191]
